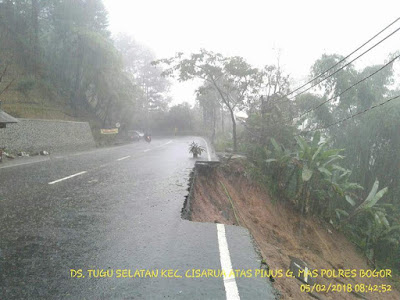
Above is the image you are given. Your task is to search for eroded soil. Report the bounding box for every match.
[189,158,400,299]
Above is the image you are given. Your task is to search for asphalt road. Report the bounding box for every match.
[0,137,276,299]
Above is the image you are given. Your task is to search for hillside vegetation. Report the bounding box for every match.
[0,0,171,132]
[155,48,400,275]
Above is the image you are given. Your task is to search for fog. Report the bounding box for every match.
[104,0,400,104]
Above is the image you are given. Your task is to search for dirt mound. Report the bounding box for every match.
[188,159,400,299]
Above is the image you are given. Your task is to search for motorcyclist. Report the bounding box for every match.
[144,132,151,143]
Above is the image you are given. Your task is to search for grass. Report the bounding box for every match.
[0,54,80,121]
[3,103,76,120]
[214,134,233,152]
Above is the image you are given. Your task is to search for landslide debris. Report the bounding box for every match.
[186,158,400,300]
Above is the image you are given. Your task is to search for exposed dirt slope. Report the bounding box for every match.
[190,159,400,299]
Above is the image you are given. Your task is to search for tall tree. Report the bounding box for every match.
[297,53,398,205]
[196,83,223,143]
[155,49,259,151]
[30,0,39,76]
[114,34,170,129]
[246,63,293,146]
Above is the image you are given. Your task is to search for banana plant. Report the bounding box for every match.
[266,138,293,166]
[320,164,363,221]
[295,132,345,182]
[354,180,388,213]
[265,138,294,190]
[337,179,387,220]
[293,132,345,213]
[339,179,399,266]
[266,133,349,214]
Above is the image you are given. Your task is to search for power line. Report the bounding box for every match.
[277,24,400,104]
[298,54,400,119]
[301,94,400,133]
[291,26,400,100]
[277,17,400,102]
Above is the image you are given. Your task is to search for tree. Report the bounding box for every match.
[293,53,400,269]
[30,0,39,76]
[154,49,259,152]
[298,53,397,196]
[245,63,294,147]
[168,103,193,132]
[196,83,221,142]
[114,34,170,129]
[0,61,15,104]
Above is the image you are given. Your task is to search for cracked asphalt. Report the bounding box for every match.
[0,136,275,299]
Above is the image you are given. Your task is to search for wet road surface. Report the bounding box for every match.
[0,137,275,299]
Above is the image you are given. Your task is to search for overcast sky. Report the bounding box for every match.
[103,0,400,105]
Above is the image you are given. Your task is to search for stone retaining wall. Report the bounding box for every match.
[0,119,95,153]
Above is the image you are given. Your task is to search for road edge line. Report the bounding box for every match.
[217,223,241,300]
[201,137,240,299]
[200,137,211,161]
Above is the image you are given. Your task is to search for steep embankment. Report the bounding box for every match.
[0,48,96,122]
[188,158,400,299]
[0,58,75,120]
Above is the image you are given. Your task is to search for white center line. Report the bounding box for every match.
[217,223,241,300]
[117,156,130,161]
[144,140,173,153]
[164,140,172,146]
[48,171,87,185]
[201,137,240,299]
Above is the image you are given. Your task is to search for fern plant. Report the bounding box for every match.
[189,142,205,158]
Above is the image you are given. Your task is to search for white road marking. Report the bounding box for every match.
[48,171,87,185]
[0,158,50,169]
[304,266,309,283]
[217,223,241,300]
[200,137,239,299]
[117,156,130,161]
[199,137,211,161]
[144,140,173,153]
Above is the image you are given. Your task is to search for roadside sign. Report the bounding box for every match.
[100,128,118,134]
[115,122,120,128]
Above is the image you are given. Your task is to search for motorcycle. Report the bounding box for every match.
[144,134,151,143]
